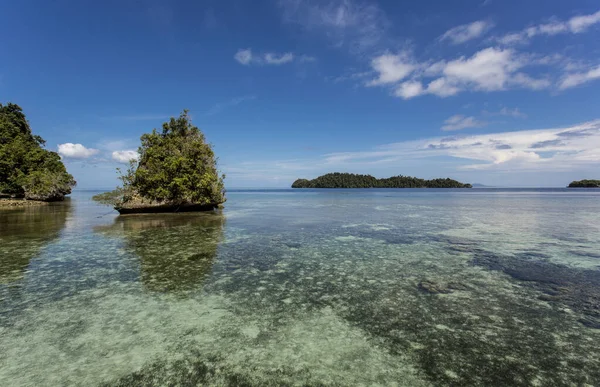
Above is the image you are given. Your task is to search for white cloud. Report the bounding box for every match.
[425,77,461,97]
[320,120,600,171]
[497,10,600,45]
[57,143,100,159]
[426,120,600,170]
[234,48,253,65]
[440,20,494,44]
[234,49,301,66]
[279,0,389,53]
[423,60,446,77]
[367,47,551,99]
[264,52,295,65]
[225,121,600,184]
[441,115,487,131]
[568,10,600,32]
[440,47,521,91]
[111,150,139,164]
[559,65,600,89]
[483,107,528,119]
[368,47,518,97]
[367,52,416,86]
[510,72,552,90]
[394,81,423,99]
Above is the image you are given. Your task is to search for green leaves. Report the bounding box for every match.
[0,103,76,200]
[568,180,600,188]
[292,173,472,189]
[119,110,225,206]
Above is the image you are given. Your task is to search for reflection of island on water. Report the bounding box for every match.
[0,200,72,284]
[95,212,225,294]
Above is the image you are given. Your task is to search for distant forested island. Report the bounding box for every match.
[292,173,472,189]
[568,180,600,188]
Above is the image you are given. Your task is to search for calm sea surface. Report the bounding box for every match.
[1,188,599,386]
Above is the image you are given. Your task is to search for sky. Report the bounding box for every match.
[1,0,600,188]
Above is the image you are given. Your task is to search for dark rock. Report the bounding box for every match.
[25,191,68,202]
[116,202,220,214]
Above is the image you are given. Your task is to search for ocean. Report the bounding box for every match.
[1,188,599,386]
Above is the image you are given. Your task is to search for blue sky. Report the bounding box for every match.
[1,0,599,188]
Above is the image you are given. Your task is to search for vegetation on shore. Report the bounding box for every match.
[0,198,49,208]
[93,110,225,212]
[292,173,472,188]
[0,103,76,201]
[568,180,600,188]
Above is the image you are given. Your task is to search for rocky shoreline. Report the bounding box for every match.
[116,202,221,214]
[0,199,48,208]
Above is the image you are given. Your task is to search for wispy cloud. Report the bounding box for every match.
[57,143,100,159]
[440,20,494,44]
[559,65,600,89]
[264,52,295,65]
[441,115,487,131]
[225,120,600,182]
[482,107,528,119]
[497,10,600,45]
[330,121,600,170]
[234,49,253,65]
[279,0,389,54]
[205,95,256,116]
[234,48,300,66]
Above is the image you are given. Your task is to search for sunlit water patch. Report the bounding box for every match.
[1,189,600,386]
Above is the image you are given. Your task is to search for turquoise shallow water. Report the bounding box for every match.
[1,188,600,386]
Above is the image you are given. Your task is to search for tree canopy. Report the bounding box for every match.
[103,110,225,210]
[0,103,75,201]
[568,180,600,188]
[291,173,472,188]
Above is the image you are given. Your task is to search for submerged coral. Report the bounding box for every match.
[471,252,600,329]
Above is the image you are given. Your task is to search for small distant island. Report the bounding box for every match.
[93,110,225,214]
[0,103,76,205]
[291,173,472,189]
[568,180,600,188]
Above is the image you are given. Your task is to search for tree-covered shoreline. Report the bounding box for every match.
[568,180,600,188]
[0,103,76,201]
[292,173,472,189]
